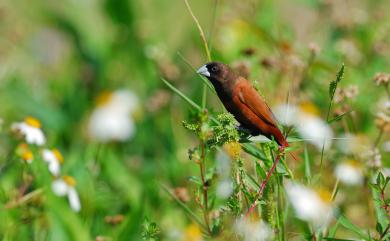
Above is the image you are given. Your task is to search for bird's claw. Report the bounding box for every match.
[236,125,251,134]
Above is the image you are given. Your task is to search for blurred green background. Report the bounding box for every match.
[0,0,389,240]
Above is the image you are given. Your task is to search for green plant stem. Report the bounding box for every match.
[380,224,390,240]
[183,0,212,109]
[262,146,276,228]
[4,188,44,209]
[276,176,285,241]
[183,0,211,62]
[374,127,384,148]
[245,147,284,218]
[199,141,211,234]
[160,184,207,231]
[331,178,340,201]
[176,52,215,92]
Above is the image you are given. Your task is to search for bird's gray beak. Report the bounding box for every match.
[196,65,210,77]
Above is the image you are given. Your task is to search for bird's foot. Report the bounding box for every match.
[236,125,252,134]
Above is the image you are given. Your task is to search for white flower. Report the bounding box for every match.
[88,90,138,142]
[336,133,370,154]
[42,149,64,176]
[274,104,333,150]
[11,117,46,145]
[216,179,233,199]
[216,149,231,178]
[52,176,81,212]
[234,218,274,241]
[335,161,364,186]
[285,182,333,229]
[383,141,390,152]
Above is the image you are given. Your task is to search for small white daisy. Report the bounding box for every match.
[216,179,233,199]
[52,176,81,212]
[42,149,64,176]
[335,161,364,186]
[11,117,46,146]
[274,103,333,150]
[234,218,274,241]
[88,90,138,142]
[285,182,333,229]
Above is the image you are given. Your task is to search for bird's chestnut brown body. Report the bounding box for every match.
[197,62,288,147]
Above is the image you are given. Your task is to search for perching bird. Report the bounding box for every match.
[197,62,288,147]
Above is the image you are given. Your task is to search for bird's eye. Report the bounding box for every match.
[211,66,218,72]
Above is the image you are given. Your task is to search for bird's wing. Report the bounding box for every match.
[235,79,278,128]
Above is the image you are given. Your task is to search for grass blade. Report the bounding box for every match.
[303,145,311,183]
[160,184,207,231]
[161,77,202,111]
[338,215,369,240]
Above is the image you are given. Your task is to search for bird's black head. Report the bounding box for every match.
[197,61,236,85]
[196,61,237,98]
[197,62,225,79]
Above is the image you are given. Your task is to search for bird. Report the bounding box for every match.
[197,61,288,148]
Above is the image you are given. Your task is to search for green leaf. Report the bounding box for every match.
[176,52,215,93]
[376,222,383,235]
[246,172,261,189]
[376,172,385,188]
[187,176,202,185]
[242,143,270,162]
[160,184,207,231]
[161,78,202,111]
[385,177,390,187]
[328,217,341,238]
[370,185,389,231]
[303,145,311,183]
[338,215,369,240]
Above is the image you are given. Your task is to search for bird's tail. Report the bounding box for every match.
[274,127,289,148]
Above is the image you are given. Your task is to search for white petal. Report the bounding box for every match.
[273,104,299,126]
[216,150,231,177]
[216,179,233,199]
[88,109,135,142]
[296,114,333,151]
[52,179,69,196]
[42,149,56,163]
[111,90,139,114]
[16,123,46,146]
[285,182,332,229]
[235,218,274,241]
[335,163,363,186]
[48,161,61,176]
[68,188,81,212]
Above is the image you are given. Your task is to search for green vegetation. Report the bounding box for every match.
[0,0,389,240]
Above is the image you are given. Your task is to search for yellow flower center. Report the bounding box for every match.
[63,175,76,187]
[52,149,64,164]
[183,224,202,241]
[17,143,33,162]
[345,159,361,168]
[316,188,332,203]
[21,150,33,161]
[224,142,242,160]
[96,91,113,106]
[299,102,320,116]
[25,116,41,128]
